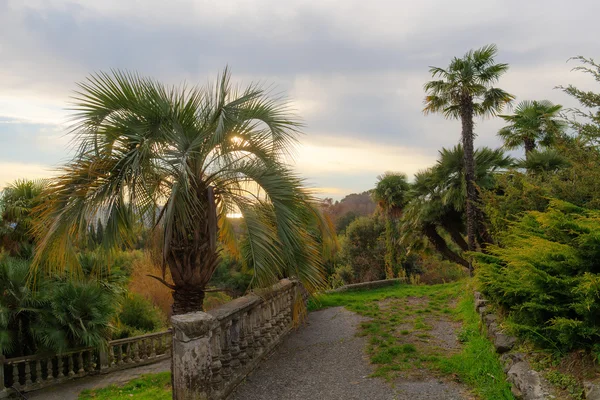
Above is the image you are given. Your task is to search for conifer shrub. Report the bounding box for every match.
[476,199,600,351]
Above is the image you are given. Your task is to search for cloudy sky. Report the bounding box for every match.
[1,0,599,199]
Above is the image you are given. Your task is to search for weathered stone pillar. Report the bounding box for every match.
[171,312,218,400]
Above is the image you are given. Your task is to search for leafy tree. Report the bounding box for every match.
[335,211,359,235]
[498,100,564,156]
[340,216,386,282]
[424,44,514,253]
[558,56,600,145]
[33,69,333,314]
[0,179,45,258]
[372,172,410,278]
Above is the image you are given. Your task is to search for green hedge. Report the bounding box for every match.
[476,199,600,351]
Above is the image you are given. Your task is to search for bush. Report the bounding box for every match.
[340,216,386,282]
[476,199,600,351]
[418,257,468,285]
[329,264,354,288]
[36,281,116,352]
[117,293,165,335]
[128,251,174,319]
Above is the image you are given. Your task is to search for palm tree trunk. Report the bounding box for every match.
[524,137,536,156]
[440,220,468,252]
[423,224,470,269]
[168,185,220,315]
[172,286,206,314]
[460,97,477,274]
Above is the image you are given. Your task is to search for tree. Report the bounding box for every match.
[498,100,564,156]
[424,44,514,253]
[0,179,45,258]
[372,172,410,278]
[516,148,570,173]
[558,56,600,145]
[401,145,513,272]
[33,69,333,314]
[340,216,386,282]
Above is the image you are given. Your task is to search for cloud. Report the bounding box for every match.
[1,0,599,199]
[0,162,57,190]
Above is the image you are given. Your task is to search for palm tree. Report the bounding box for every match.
[0,179,46,258]
[372,172,410,279]
[424,44,514,253]
[401,146,513,272]
[517,148,571,173]
[33,69,333,314]
[498,100,564,156]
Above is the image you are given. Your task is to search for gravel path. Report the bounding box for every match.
[26,359,170,400]
[230,306,468,400]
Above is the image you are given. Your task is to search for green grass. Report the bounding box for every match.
[311,280,515,400]
[78,373,171,400]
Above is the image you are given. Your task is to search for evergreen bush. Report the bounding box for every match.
[476,199,600,351]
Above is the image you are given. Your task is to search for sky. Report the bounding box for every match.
[1,0,599,199]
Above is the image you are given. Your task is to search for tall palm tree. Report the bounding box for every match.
[33,69,333,314]
[498,100,564,155]
[372,172,410,278]
[424,44,514,253]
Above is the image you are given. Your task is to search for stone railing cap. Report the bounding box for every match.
[171,312,217,339]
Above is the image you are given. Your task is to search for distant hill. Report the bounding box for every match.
[321,191,376,233]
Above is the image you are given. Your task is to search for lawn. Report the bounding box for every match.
[309,280,515,400]
[78,372,171,400]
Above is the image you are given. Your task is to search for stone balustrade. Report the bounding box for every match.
[171,279,304,400]
[0,329,172,398]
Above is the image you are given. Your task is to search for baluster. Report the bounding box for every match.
[117,345,124,365]
[210,327,223,392]
[133,342,141,362]
[278,292,287,332]
[12,364,20,389]
[108,345,115,368]
[24,362,32,386]
[142,339,149,360]
[56,356,64,379]
[229,318,241,371]
[86,350,95,372]
[244,311,255,361]
[67,354,75,377]
[262,302,273,346]
[156,336,163,355]
[150,337,157,358]
[46,359,54,381]
[34,360,42,384]
[77,352,85,375]
[125,344,132,363]
[0,357,5,393]
[273,294,282,337]
[220,321,232,383]
[252,307,264,356]
[238,312,249,365]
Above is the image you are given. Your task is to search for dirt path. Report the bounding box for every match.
[231,300,471,400]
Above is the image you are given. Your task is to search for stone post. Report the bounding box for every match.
[171,312,218,400]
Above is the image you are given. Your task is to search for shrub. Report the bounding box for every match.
[476,199,600,351]
[128,251,174,319]
[329,264,354,288]
[340,216,386,282]
[118,293,165,335]
[36,281,116,352]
